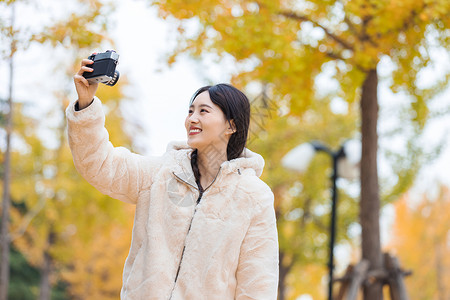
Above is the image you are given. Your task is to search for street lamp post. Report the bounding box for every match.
[315,142,344,300]
[282,140,360,300]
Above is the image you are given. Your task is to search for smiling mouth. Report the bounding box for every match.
[189,129,202,135]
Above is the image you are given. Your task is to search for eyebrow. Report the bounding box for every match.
[189,104,214,109]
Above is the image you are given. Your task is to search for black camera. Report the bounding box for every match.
[83,50,120,86]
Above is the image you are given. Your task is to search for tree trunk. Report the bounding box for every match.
[435,240,446,300]
[360,68,383,300]
[0,5,15,299]
[39,251,52,300]
[0,78,12,300]
[37,94,68,300]
[39,232,55,300]
[278,251,292,300]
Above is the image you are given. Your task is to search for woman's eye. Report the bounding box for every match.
[188,108,208,114]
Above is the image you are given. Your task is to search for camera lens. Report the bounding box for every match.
[105,70,120,86]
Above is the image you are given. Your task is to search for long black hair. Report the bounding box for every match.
[189,83,251,190]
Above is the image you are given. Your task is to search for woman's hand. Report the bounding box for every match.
[73,59,99,110]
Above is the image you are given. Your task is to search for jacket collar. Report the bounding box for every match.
[220,148,265,177]
[167,141,265,188]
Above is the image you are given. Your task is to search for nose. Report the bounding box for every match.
[187,112,199,124]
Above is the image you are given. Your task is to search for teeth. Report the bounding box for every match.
[190,129,202,133]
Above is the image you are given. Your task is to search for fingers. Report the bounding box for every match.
[75,59,94,75]
[75,58,94,86]
[74,74,90,88]
[74,58,99,88]
[80,65,94,73]
[76,64,94,76]
[81,58,94,67]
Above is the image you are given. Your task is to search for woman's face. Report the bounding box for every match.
[185,91,234,153]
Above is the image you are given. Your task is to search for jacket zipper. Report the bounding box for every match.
[173,189,202,281]
[169,168,221,299]
[169,192,202,300]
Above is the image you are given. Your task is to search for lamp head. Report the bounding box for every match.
[281,143,316,173]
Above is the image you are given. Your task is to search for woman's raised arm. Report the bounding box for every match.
[67,60,162,204]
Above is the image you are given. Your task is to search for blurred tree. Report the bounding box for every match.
[387,186,450,300]
[0,0,133,299]
[248,89,359,298]
[9,245,41,300]
[9,69,135,300]
[59,214,133,299]
[151,0,450,298]
[0,3,17,298]
[0,105,70,299]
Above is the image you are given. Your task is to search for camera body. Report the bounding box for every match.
[83,50,120,86]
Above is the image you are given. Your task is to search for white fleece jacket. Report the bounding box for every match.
[66,98,279,300]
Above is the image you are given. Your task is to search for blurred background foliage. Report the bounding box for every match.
[0,0,449,299]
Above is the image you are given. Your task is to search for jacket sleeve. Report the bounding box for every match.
[235,188,279,299]
[66,97,162,204]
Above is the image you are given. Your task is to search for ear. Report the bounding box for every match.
[226,119,236,136]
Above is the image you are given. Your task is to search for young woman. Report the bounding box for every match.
[68,59,279,299]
